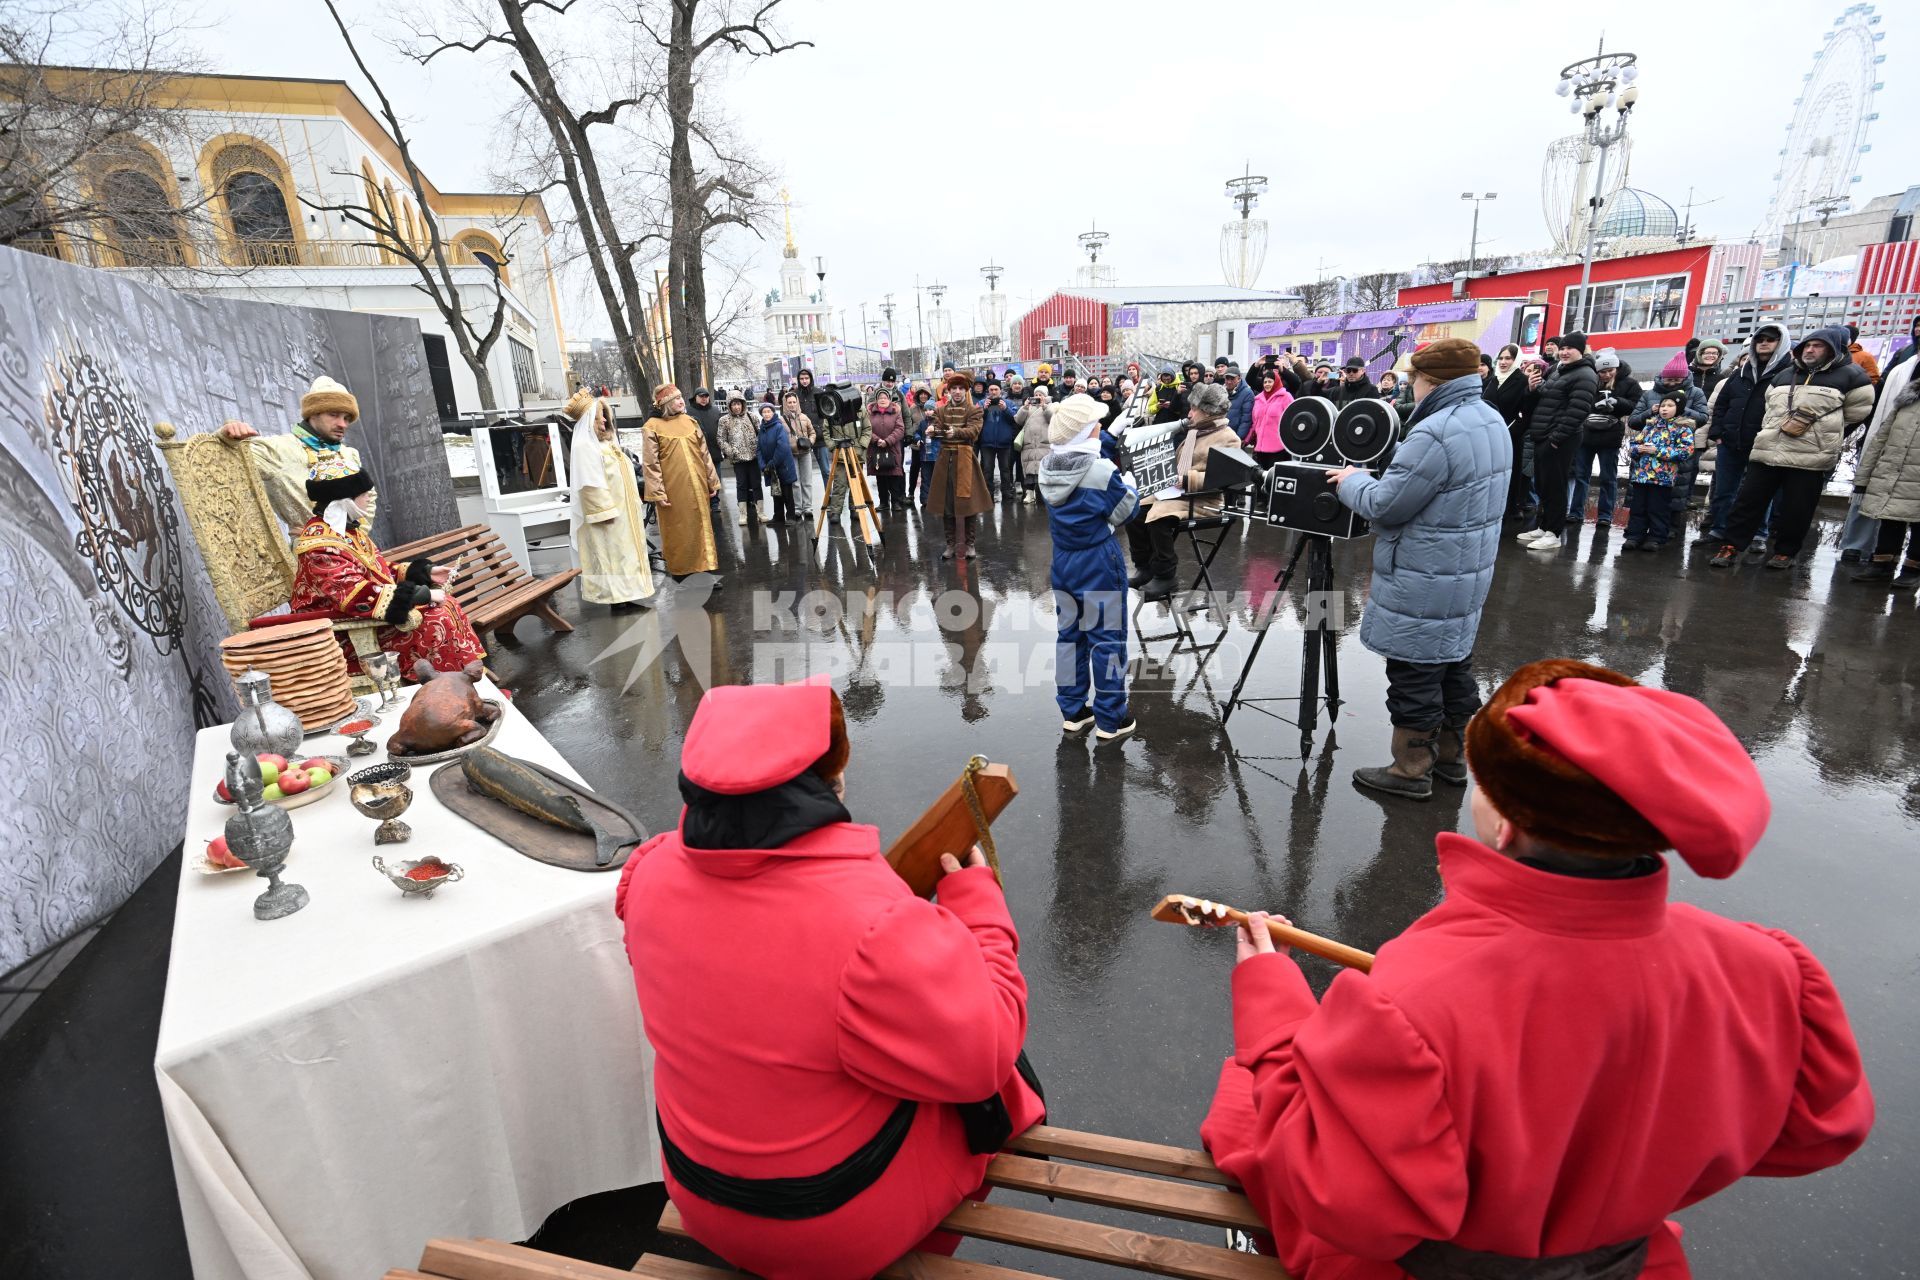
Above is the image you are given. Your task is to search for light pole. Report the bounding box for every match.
[1461,192,1497,276]
[879,293,896,369]
[914,276,925,372]
[1555,44,1639,334]
[928,281,948,368]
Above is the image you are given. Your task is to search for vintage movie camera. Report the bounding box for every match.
[1202,396,1400,539]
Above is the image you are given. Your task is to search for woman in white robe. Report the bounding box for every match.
[567,390,655,610]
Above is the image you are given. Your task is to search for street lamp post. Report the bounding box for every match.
[928,281,947,368]
[1461,192,1497,277]
[1555,45,1640,335]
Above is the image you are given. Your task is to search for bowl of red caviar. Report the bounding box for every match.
[371,854,464,897]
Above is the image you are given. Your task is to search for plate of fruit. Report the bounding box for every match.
[195,834,253,876]
[212,752,347,811]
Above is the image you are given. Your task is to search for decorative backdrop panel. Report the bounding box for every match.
[0,246,456,972]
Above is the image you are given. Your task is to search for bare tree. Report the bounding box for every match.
[0,0,218,266]
[307,0,516,410]
[403,0,665,398]
[1289,278,1342,315]
[632,0,808,391]
[1351,270,1408,311]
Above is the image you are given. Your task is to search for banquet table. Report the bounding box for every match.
[156,681,659,1280]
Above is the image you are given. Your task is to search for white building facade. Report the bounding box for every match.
[35,72,569,416]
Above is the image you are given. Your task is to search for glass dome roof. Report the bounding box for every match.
[1598,187,1680,240]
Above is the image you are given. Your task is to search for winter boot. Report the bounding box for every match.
[1127,566,1154,589]
[1352,727,1438,800]
[1433,723,1469,786]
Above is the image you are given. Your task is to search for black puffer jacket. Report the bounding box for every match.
[1527,356,1598,449]
[1585,373,1642,447]
[1707,326,1793,452]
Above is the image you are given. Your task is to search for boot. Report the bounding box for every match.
[1127,566,1153,589]
[1140,575,1176,602]
[735,506,747,526]
[1352,727,1437,800]
[1433,723,1468,786]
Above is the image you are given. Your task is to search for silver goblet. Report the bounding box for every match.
[349,761,414,844]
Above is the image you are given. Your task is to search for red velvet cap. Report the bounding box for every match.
[1501,673,1771,878]
[681,675,833,795]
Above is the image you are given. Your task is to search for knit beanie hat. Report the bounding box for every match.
[1593,349,1620,371]
[1660,352,1690,381]
[1408,337,1481,382]
[1559,332,1589,354]
[301,375,360,423]
[1047,393,1105,445]
[1466,659,1769,878]
[1696,338,1726,360]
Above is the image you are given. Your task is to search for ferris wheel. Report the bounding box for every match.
[1756,3,1884,246]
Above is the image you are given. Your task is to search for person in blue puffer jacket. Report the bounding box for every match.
[755,401,800,524]
[1329,338,1510,801]
[1038,393,1139,743]
[976,382,1021,501]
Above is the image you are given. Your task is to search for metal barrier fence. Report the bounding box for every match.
[1694,293,1920,345]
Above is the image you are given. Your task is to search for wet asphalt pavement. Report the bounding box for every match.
[495,486,1919,1276]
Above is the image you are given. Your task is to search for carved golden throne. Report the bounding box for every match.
[154,422,383,693]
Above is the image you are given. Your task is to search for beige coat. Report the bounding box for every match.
[1145,417,1241,523]
[1857,360,1920,524]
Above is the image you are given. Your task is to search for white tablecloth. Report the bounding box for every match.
[156,681,658,1280]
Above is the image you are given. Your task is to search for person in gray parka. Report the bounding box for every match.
[1329,337,1512,800]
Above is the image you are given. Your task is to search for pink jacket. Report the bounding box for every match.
[1250,385,1294,453]
[617,807,1043,1278]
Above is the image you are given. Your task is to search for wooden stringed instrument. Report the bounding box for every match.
[1150,893,1375,972]
[885,756,1017,898]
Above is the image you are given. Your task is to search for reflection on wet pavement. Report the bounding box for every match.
[501,494,1917,1275]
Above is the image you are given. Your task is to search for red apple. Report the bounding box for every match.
[205,835,245,869]
[256,753,288,772]
[215,778,233,803]
[277,767,312,796]
[297,757,332,774]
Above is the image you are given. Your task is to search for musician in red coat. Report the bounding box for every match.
[615,678,1045,1280]
[1202,658,1873,1278]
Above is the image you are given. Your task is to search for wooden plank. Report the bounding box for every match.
[384,524,491,561]
[1006,1126,1237,1188]
[939,1201,1288,1280]
[983,1154,1263,1230]
[652,1208,1047,1279]
[883,763,1018,898]
[417,1237,644,1280]
[629,1256,740,1280]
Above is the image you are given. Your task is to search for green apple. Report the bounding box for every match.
[257,760,280,787]
[306,767,333,787]
[262,782,284,801]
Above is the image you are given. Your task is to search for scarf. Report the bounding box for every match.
[1493,363,1520,387]
[678,770,851,851]
[294,424,341,453]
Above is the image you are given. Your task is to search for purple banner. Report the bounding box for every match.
[1248,299,1480,340]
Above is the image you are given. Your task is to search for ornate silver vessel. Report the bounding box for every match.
[222,751,309,920]
[229,669,304,760]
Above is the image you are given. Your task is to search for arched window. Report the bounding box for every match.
[101,167,187,266]
[204,139,299,266]
[453,230,510,286]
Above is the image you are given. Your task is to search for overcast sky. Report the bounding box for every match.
[183,0,1918,341]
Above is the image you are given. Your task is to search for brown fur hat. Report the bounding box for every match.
[1465,658,1668,860]
[941,370,973,396]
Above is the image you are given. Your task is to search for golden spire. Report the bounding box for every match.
[780,186,796,259]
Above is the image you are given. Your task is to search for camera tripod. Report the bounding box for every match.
[1222,531,1342,755]
[816,443,884,549]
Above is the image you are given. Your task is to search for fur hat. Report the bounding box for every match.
[941,370,973,395]
[1408,337,1481,382]
[653,384,683,408]
[1047,393,1105,445]
[1188,382,1230,416]
[301,375,359,423]
[563,388,597,421]
[1466,659,1770,878]
[305,452,373,505]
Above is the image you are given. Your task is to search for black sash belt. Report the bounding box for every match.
[657,1099,918,1221]
[1398,1235,1650,1280]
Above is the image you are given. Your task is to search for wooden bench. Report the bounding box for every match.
[384,523,580,646]
[384,1125,1289,1280]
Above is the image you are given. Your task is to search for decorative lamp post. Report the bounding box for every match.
[1461,192,1498,277]
[1556,44,1640,334]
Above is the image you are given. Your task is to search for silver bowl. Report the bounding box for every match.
[372,854,463,897]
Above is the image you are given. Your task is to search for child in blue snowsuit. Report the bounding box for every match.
[1622,393,1695,551]
[1038,393,1138,741]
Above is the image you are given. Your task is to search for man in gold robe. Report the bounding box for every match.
[220,375,374,541]
[643,384,724,588]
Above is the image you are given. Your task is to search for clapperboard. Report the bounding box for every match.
[1121,421,1182,494]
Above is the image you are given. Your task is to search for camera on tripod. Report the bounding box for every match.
[1201,396,1401,539]
[812,382,864,428]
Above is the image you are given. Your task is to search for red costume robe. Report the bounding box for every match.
[615,703,1044,1280]
[1202,833,1873,1279]
[289,517,486,676]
